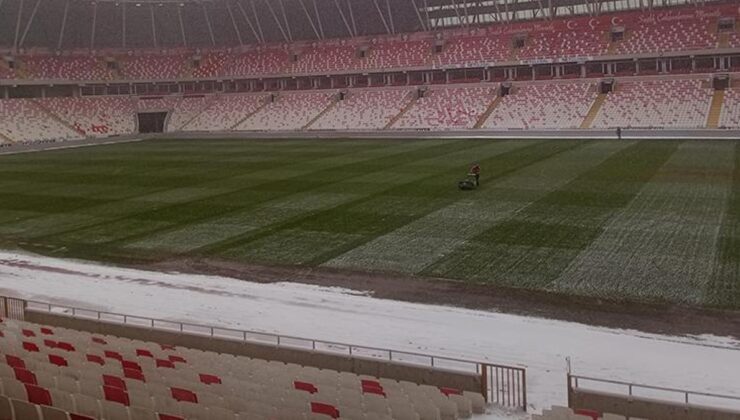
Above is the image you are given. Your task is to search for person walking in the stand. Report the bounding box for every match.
[469,163,481,186]
[616,127,622,140]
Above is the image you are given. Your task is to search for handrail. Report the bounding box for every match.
[570,374,740,408]
[22,298,521,375]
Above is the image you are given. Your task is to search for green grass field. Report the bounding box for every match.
[0,138,738,309]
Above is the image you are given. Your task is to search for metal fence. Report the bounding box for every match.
[569,374,740,413]
[8,296,527,410]
[0,296,26,320]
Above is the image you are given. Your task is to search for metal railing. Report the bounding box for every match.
[8,296,527,410]
[569,374,740,412]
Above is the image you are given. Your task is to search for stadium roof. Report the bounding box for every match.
[0,0,724,52]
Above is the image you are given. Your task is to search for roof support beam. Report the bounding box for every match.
[90,2,97,49]
[311,0,325,39]
[385,0,395,34]
[332,0,356,37]
[236,0,262,43]
[19,0,41,49]
[202,3,216,46]
[409,0,428,31]
[371,0,391,34]
[249,0,265,43]
[449,0,464,27]
[226,1,244,45]
[298,0,322,40]
[13,0,24,53]
[278,0,293,41]
[347,0,358,38]
[177,5,187,46]
[150,4,158,48]
[264,0,289,42]
[122,3,126,48]
[57,0,70,51]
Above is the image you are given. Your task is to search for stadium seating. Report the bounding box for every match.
[516,29,608,60]
[40,97,137,137]
[719,88,740,128]
[183,94,269,132]
[613,18,717,55]
[294,45,359,73]
[225,48,290,77]
[532,406,641,420]
[165,96,218,132]
[119,55,188,80]
[0,61,15,79]
[434,35,511,67]
[363,40,432,70]
[237,91,335,131]
[394,86,494,129]
[482,83,597,129]
[591,79,712,129]
[0,99,82,143]
[23,56,113,81]
[0,316,486,419]
[191,52,230,79]
[311,89,411,130]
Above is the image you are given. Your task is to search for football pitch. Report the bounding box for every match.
[0,138,737,309]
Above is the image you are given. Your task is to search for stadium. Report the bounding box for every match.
[0,0,739,418]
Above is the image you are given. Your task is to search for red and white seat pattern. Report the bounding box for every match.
[119,55,187,80]
[362,40,432,70]
[483,83,597,129]
[517,30,608,60]
[191,52,230,79]
[225,49,290,77]
[729,31,740,49]
[434,35,510,67]
[0,99,82,143]
[395,87,494,130]
[592,79,712,129]
[237,91,335,131]
[311,89,411,130]
[40,97,137,137]
[294,45,358,73]
[719,88,740,128]
[613,19,717,55]
[0,62,15,79]
[0,317,485,419]
[165,96,218,132]
[183,94,268,132]
[23,56,113,81]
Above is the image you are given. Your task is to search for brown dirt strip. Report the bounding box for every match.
[147,257,740,341]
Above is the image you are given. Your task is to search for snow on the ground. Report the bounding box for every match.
[0,251,738,417]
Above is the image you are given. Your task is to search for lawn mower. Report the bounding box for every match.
[457,173,478,190]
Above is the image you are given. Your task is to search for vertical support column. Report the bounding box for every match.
[90,2,97,49]
[481,364,489,403]
[57,0,70,50]
[13,0,24,53]
[150,4,158,49]
[178,5,187,46]
[122,2,127,48]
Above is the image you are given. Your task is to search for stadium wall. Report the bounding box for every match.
[20,299,490,397]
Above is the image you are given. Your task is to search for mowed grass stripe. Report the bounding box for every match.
[0,139,409,241]
[198,140,543,258]
[215,140,584,266]
[112,140,485,254]
[325,141,634,274]
[422,140,679,290]
[555,141,735,305]
[34,140,459,254]
[708,142,740,309]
